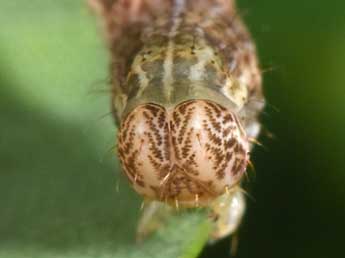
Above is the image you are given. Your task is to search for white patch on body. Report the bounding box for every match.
[189,46,215,81]
[222,77,248,109]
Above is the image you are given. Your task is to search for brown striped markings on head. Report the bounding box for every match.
[118,99,249,207]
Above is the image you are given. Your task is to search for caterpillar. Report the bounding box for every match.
[91,0,265,241]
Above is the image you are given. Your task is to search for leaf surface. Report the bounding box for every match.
[0,1,211,257]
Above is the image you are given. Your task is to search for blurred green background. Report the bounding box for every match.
[0,1,344,258]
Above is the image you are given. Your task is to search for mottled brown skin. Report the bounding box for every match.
[91,0,263,127]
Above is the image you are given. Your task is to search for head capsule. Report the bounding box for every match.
[118,99,249,207]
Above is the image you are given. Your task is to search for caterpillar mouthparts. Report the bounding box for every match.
[118,99,249,207]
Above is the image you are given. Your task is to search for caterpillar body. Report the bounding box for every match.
[91,0,265,241]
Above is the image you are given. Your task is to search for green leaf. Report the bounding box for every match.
[0,1,211,257]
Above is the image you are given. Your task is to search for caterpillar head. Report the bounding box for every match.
[118,100,249,207]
